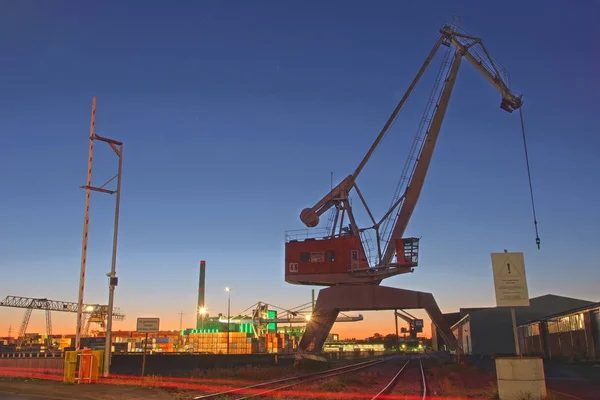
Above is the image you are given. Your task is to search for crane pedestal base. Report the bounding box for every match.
[298,285,457,354]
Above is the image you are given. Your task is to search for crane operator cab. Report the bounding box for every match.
[396,237,419,266]
[284,234,420,286]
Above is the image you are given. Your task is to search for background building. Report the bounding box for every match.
[518,301,600,361]
[433,294,595,356]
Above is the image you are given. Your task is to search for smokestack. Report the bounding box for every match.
[196,260,206,330]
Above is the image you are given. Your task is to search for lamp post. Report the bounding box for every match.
[225,287,231,354]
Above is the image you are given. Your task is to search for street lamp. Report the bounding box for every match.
[225,287,231,354]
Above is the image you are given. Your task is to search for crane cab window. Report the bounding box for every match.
[300,252,310,262]
[325,251,335,262]
[310,252,325,263]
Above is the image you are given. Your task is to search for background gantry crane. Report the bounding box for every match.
[394,309,423,340]
[0,295,125,349]
[285,20,534,356]
[224,301,363,340]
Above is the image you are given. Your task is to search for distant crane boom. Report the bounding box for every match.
[0,295,125,319]
[1,295,125,348]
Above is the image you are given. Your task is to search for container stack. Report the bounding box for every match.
[264,333,295,353]
[187,332,257,354]
[115,336,176,353]
[57,338,73,350]
[156,337,174,352]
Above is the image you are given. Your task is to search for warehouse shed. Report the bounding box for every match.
[518,301,600,361]
[441,294,594,356]
[431,308,488,351]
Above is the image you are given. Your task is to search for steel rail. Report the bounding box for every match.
[236,358,389,399]
[420,358,427,400]
[370,359,411,399]
[193,356,391,400]
[370,357,428,400]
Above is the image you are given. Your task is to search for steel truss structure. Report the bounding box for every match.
[0,295,125,348]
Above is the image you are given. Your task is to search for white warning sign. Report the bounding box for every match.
[491,251,530,307]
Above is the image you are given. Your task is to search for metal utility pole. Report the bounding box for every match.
[226,287,231,354]
[73,97,124,377]
[104,143,123,377]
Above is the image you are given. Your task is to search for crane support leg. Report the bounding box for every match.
[45,309,52,348]
[298,285,457,353]
[17,308,33,348]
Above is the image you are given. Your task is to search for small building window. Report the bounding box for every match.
[558,316,570,332]
[325,251,336,262]
[570,313,584,331]
[525,324,540,337]
[300,252,310,262]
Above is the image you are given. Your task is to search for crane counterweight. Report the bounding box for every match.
[300,208,320,228]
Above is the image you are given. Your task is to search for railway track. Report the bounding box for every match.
[370,357,427,400]
[193,355,395,399]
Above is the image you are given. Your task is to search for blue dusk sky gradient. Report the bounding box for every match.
[1,1,599,339]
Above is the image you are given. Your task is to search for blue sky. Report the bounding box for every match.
[1,1,598,338]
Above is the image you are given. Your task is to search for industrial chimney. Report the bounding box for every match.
[196,260,206,330]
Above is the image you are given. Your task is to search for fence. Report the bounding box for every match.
[0,355,64,380]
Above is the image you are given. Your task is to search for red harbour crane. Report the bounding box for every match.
[284,21,530,356]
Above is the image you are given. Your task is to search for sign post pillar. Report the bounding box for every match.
[141,332,148,377]
[491,250,546,400]
[491,250,530,355]
[136,317,159,377]
[510,307,520,356]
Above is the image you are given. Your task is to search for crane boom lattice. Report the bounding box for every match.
[1,295,125,348]
[0,295,125,319]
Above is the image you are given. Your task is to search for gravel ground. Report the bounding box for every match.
[0,378,191,400]
[255,356,431,400]
[3,356,598,400]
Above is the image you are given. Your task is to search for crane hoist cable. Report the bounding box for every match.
[519,107,541,249]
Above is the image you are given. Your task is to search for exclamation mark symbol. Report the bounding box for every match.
[507,263,511,274]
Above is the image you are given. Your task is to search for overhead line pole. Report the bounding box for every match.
[73,97,124,378]
[104,139,123,377]
[75,97,97,352]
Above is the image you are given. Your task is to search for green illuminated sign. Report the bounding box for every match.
[267,310,277,332]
